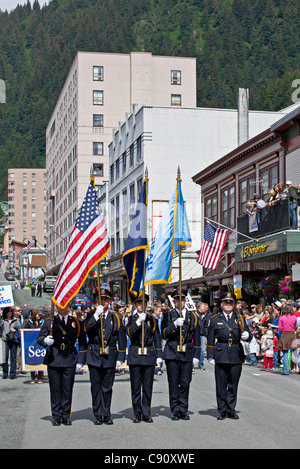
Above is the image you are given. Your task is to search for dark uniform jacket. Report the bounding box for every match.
[126,312,162,366]
[84,310,126,368]
[161,308,201,362]
[37,315,87,367]
[207,311,252,365]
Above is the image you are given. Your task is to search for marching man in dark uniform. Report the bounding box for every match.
[37,304,87,426]
[84,288,126,425]
[161,288,201,421]
[126,294,163,423]
[207,292,252,420]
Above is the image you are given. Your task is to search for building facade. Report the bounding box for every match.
[45,51,197,273]
[7,168,46,264]
[106,103,294,301]
[192,104,300,304]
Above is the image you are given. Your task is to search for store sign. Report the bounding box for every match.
[242,242,270,259]
[236,238,279,262]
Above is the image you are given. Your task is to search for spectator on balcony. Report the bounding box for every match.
[275,182,286,202]
[245,199,256,215]
[266,188,276,205]
[284,181,298,229]
[253,194,265,210]
[273,183,279,200]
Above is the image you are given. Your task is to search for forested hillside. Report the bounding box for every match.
[0,0,299,200]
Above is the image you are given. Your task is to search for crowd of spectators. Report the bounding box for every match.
[245,180,300,228]
[1,294,300,379]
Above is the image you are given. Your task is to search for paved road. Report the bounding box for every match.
[1,269,300,451]
[1,361,300,450]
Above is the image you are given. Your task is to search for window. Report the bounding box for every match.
[93,114,103,127]
[122,189,128,213]
[115,158,120,181]
[171,94,181,106]
[239,175,255,215]
[93,90,103,105]
[116,195,119,220]
[93,66,103,81]
[129,144,134,167]
[260,164,278,201]
[136,136,142,161]
[110,164,114,184]
[130,184,135,206]
[93,164,103,177]
[93,142,103,155]
[137,178,143,197]
[122,151,127,174]
[205,195,217,222]
[222,186,235,228]
[171,70,181,85]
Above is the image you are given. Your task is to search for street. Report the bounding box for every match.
[1,270,300,451]
[1,356,300,450]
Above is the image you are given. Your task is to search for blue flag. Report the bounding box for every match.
[144,177,191,286]
[122,178,148,304]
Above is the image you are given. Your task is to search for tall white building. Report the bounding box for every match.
[45,51,197,273]
[107,103,296,301]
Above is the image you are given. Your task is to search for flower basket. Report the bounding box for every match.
[278,276,295,297]
[262,276,279,297]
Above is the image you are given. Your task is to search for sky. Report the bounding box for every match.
[0,0,51,12]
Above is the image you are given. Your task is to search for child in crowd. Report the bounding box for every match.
[247,326,259,366]
[258,327,268,369]
[261,330,274,371]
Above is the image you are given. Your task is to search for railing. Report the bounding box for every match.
[237,198,291,243]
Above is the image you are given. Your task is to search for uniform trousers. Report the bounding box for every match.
[129,365,155,419]
[47,366,76,421]
[165,359,193,415]
[215,363,242,413]
[88,365,115,419]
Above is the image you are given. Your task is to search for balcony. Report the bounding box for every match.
[235,199,300,263]
[237,198,291,243]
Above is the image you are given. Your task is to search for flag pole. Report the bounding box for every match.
[90,167,108,356]
[97,262,107,354]
[205,217,258,242]
[139,167,148,356]
[177,166,185,353]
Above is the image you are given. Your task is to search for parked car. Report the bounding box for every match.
[70,294,92,309]
[5,272,15,281]
[43,275,57,292]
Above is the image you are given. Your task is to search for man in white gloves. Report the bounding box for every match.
[84,287,126,425]
[207,292,252,420]
[161,288,201,421]
[126,294,163,423]
[37,303,87,426]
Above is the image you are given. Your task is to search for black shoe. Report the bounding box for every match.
[94,417,103,425]
[227,411,239,419]
[52,420,61,426]
[142,416,153,423]
[217,411,227,420]
[62,418,72,426]
[133,417,141,423]
[2,376,8,379]
[171,413,180,421]
[103,416,113,425]
[10,376,16,379]
[179,413,190,420]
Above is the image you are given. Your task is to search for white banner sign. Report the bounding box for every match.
[0,285,14,306]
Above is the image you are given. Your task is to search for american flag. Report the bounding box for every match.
[197,222,228,270]
[52,179,110,309]
[26,240,32,252]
